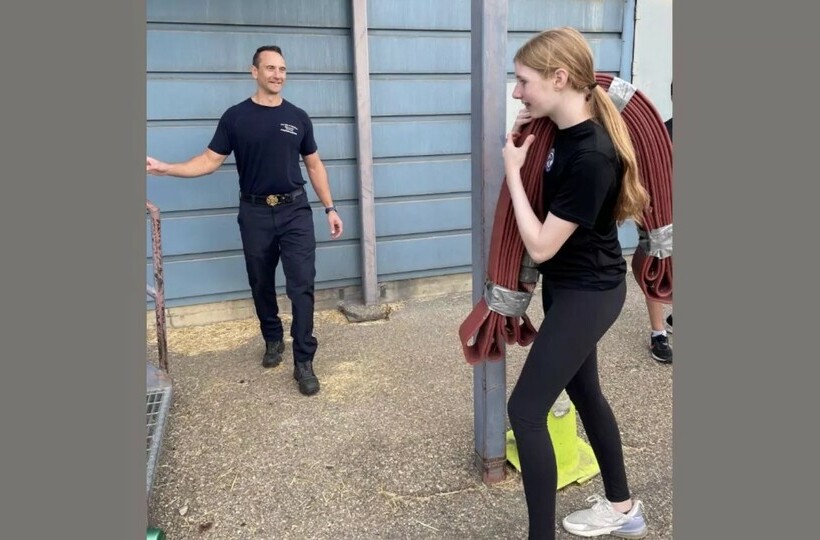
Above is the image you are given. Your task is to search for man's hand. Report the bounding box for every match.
[328,211,343,240]
[146,156,171,176]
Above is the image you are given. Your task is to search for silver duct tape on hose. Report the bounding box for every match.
[607,77,637,112]
[484,282,533,317]
[638,224,673,259]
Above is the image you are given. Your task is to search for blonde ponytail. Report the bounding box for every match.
[589,86,650,225]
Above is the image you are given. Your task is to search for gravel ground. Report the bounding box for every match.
[146,276,672,539]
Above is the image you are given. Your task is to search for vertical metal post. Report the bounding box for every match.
[146,201,168,372]
[618,0,638,245]
[620,0,637,82]
[351,0,379,305]
[470,0,508,484]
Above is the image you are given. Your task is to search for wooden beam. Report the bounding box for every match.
[351,0,378,305]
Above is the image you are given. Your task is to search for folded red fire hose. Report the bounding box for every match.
[459,74,673,364]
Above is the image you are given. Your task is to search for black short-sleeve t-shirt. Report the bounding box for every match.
[208,98,318,195]
[537,118,626,290]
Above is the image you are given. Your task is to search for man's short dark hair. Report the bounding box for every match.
[253,46,283,67]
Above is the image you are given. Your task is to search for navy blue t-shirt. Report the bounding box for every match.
[538,118,626,290]
[208,98,318,195]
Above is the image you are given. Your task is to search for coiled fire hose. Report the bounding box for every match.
[459,74,673,364]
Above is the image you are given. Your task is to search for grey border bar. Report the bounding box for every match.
[0,0,146,537]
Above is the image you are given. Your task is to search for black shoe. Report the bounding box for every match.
[293,361,320,396]
[650,333,673,363]
[665,313,673,333]
[262,340,285,368]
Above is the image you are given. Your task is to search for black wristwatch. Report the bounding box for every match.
[324,205,337,214]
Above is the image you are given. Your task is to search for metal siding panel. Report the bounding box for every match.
[148,244,361,302]
[507,34,623,72]
[147,78,355,120]
[375,197,471,237]
[147,170,240,211]
[508,0,624,32]
[147,122,356,163]
[376,234,472,275]
[147,0,350,28]
[368,0,470,30]
[369,34,471,74]
[372,119,470,158]
[147,163,359,212]
[147,30,353,73]
[146,214,240,257]
[373,158,471,198]
[370,78,471,116]
[307,164,360,204]
[367,5,623,73]
[618,221,639,251]
[145,205,361,258]
[374,266,471,284]
[150,256,250,301]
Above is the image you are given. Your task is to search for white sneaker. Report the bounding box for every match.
[562,495,647,538]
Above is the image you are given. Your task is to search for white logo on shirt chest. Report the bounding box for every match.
[545,147,556,172]
[280,123,299,136]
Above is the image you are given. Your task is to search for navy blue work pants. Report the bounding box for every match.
[237,193,318,364]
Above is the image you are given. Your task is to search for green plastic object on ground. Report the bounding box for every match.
[506,393,600,489]
[146,527,166,540]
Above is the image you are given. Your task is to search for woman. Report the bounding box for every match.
[502,27,650,539]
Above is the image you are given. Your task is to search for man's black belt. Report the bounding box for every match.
[240,187,304,207]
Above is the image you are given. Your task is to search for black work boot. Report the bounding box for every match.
[262,340,285,368]
[293,361,320,396]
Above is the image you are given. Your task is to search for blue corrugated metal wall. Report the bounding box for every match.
[367,3,473,282]
[147,0,636,308]
[146,0,360,307]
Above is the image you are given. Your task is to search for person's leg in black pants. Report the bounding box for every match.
[237,200,284,345]
[565,348,630,504]
[275,196,320,395]
[507,281,628,539]
[275,196,318,365]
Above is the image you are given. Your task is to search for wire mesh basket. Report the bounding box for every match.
[146,362,172,497]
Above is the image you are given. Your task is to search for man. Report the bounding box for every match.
[146,45,344,395]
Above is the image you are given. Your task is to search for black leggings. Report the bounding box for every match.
[507,280,629,540]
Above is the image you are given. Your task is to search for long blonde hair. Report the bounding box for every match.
[514,27,649,224]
